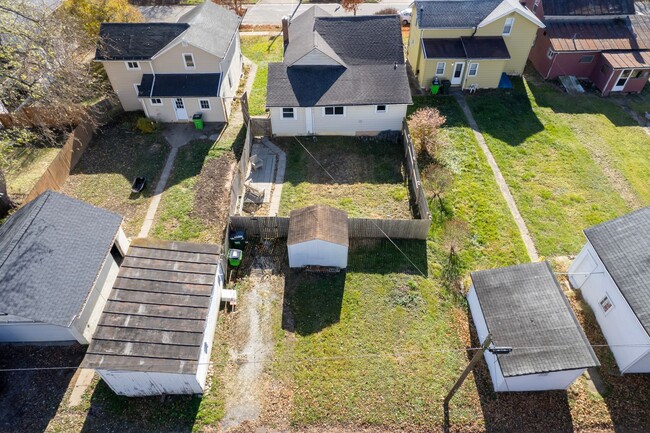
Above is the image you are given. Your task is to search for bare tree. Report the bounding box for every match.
[422,164,452,219]
[341,0,364,16]
[407,106,446,158]
[211,0,245,16]
[0,1,107,216]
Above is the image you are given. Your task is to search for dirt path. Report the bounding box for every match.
[453,92,540,262]
[221,244,282,431]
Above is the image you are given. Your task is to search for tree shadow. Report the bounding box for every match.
[570,291,650,433]
[281,269,346,336]
[348,238,428,276]
[0,343,85,433]
[523,68,638,128]
[462,311,576,433]
[80,379,201,433]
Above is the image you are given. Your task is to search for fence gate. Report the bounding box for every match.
[241,92,250,124]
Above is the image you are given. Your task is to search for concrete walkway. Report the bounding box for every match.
[453,92,540,262]
[262,138,286,216]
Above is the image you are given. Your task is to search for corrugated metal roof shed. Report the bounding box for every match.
[82,239,221,374]
[546,16,650,52]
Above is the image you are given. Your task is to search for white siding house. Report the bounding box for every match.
[83,239,225,397]
[266,7,412,136]
[0,191,127,344]
[287,205,349,269]
[96,2,242,123]
[468,262,599,392]
[568,207,650,373]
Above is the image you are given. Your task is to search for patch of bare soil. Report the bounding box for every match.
[307,153,372,184]
[193,154,236,240]
[221,242,288,431]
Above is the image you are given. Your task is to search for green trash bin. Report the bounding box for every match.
[430,77,441,95]
[192,113,204,130]
[228,249,243,267]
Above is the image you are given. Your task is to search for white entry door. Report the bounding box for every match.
[612,69,632,92]
[174,98,188,120]
[451,62,464,85]
[305,107,314,134]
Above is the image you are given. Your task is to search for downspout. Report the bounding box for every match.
[460,59,471,90]
[545,50,558,79]
[149,61,156,98]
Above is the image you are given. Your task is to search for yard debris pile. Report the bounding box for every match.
[193,153,236,238]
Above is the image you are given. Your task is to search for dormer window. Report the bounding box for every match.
[183,53,195,70]
[126,61,140,70]
[503,17,514,36]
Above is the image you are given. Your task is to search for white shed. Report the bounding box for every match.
[568,207,650,374]
[82,239,224,396]
[0,190,128,344]
[468,261,599,392]
[287,205,349,269]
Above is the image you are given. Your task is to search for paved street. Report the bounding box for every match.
[139,1,411,25]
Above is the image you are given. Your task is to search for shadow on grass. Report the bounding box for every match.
[274,135,406,186]
[282,270,346,336]
[348,238,428,276]
[571,291,650,433]
[80,380,201,433]
[462,317,576,433]
[0,343,85,433]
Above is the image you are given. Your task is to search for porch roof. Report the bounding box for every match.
[422,37,510,60]
[603,51,650,69]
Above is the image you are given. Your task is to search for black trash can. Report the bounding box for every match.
[441,80,452,95]
[229,230,246,249]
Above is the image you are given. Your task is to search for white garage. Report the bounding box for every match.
[568,207,650,374]
[468,261,599,392]
[287,205,348,269]
[82,239,224,396]
[0,190,127,344]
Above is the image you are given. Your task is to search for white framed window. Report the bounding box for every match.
[282,107,295,119]
[468,63,479,77]
[150,98,163,106]
[126,61,140,70]
[436,62,445,75]
[376,105,387,113]
[323,106,344,116]
[599,295,614,315]
[547,47,556,59]
[199,99,211,110]
[580,54,595,63]
[503,17,514,36]
[183,53,195,70]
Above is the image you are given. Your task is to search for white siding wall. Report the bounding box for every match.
[467,285,587,392]
[288,239,348,268]
[219,33,243,119]
[270,104,407,136]
[101,60,149,111]
[293,49,341,66]
[568,242,650,373]
[142,97,226,123]
[97,370,202,396]
[196,263,225,390]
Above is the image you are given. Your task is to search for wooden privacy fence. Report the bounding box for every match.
[230,215,430,240]
[23,99,120,203]
[402,120,431,221]
[251,117,272,137]
[229,121,253,214]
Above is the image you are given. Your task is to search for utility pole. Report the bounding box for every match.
[443,335,512,433]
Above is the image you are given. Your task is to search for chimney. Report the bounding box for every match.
[282,16,290,52]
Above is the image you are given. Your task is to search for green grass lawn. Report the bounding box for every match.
[465,76,644,257]
[5,146,60,197]
[277,136,412,219]
[61,114,170,237]
[241,35,283,116]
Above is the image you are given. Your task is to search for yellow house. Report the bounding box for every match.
[407,0,544,90]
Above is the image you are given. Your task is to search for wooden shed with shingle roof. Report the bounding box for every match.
[287,205,349,269]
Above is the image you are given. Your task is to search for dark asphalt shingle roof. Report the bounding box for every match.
[543,0,636,15]
[414,0,503,28]
[471,262,599,377]
[95,2,239,61]
[584,207,650,337]
[267,7,412,107]
[83,239,222,374]
[138,73,221,97]
[423,37,511,59]
[0,191,122,327]
[96,23,188,60]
